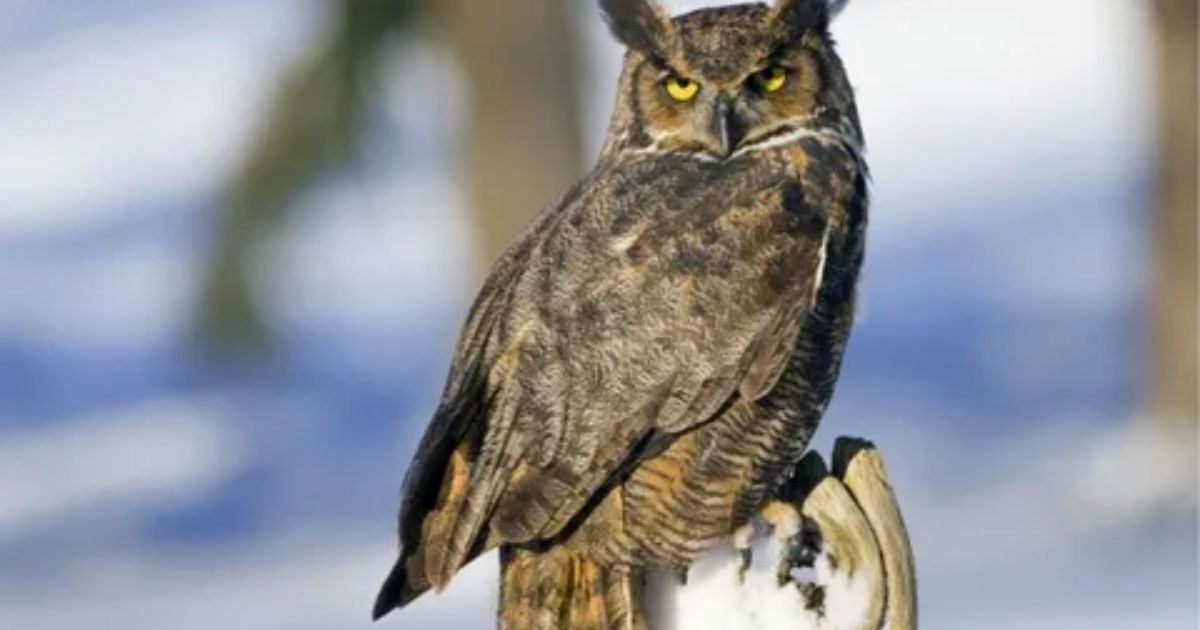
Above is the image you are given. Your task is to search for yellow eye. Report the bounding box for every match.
[752,66,788,93]
[663,76,699,102]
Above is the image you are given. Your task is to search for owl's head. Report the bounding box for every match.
[599,0,859,161]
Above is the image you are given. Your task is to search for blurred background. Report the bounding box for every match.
[0,0,1196,628]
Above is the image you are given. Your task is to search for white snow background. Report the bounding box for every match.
[0,0,1194,628]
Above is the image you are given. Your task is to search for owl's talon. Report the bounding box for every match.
[777,534,805,586]
[737,547,752,584]
[675,565,690,586]
[759,500,823,589]
[776,515,822,589]
[732,521,755,584]
[761,500,801,541]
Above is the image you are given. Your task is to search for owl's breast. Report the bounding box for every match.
[594,153,809,241]
[536,149,860,319]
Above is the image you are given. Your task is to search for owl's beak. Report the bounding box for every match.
[713,95,745,158]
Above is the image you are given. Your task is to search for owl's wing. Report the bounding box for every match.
[386,158,830,604]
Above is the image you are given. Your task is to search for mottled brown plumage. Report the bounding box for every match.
[374,1,868,627]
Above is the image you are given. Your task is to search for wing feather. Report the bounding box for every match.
[396,154,829,591]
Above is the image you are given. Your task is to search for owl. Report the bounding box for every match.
[373,0,867,628]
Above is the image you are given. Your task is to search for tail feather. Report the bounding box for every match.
[372,552,429,621]
[499,546,645,630]
[374,440,499,621]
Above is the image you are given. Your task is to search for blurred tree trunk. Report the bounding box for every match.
[1147,0,1198,424]
[199,0,418,350]
[435,0,586,274]
[197,0,586,349]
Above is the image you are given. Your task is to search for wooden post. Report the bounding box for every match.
[648,436,917,630]
[831,438,918,629]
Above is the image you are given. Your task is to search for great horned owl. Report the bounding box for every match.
[374,0,867,627]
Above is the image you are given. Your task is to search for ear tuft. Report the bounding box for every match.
[770,0,848,37]
[599,0,674,59]
[826,0,850,19]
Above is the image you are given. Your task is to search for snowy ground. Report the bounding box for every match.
[0,1,1195,629]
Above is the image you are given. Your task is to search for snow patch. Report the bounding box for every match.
[647,531,870,630]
